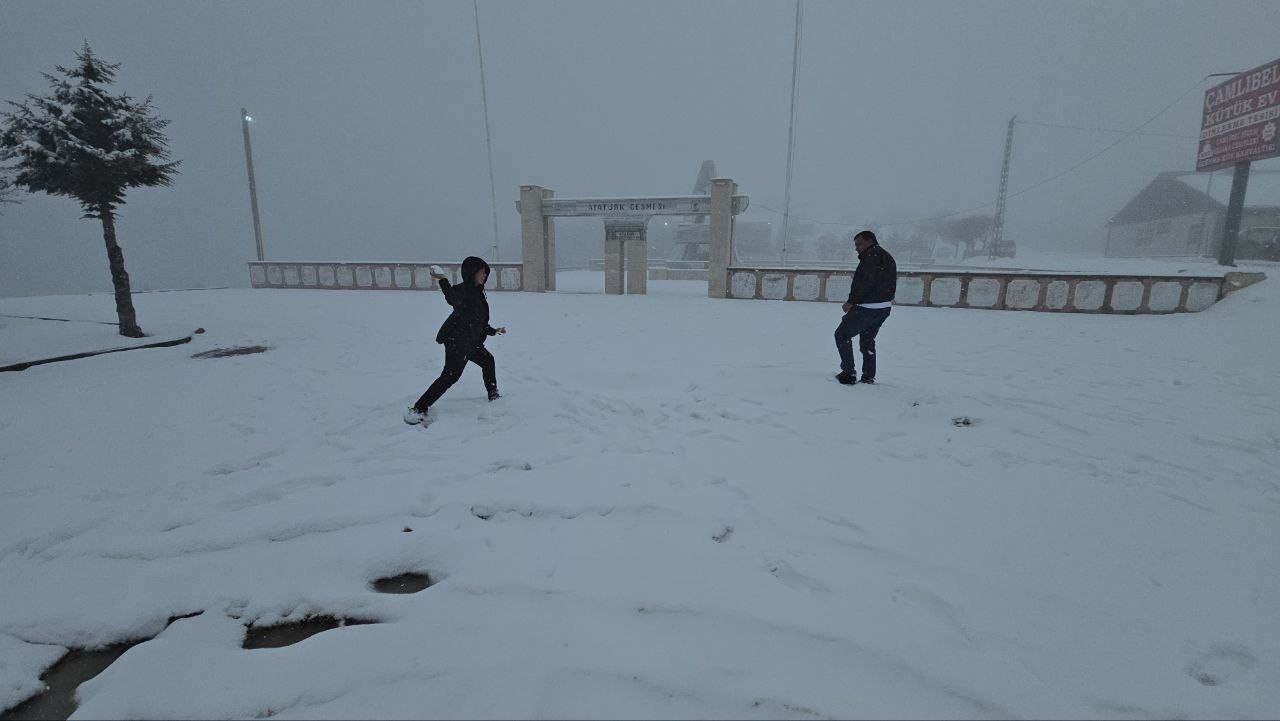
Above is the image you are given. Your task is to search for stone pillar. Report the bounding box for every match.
[708,178,736,298]
[604,221,646,295]
[542,188,556,291]
[604,221,627,295]
[520,185,554,292]
[625,224,648,295]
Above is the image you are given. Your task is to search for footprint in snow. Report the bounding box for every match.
[1187,643,1258,687]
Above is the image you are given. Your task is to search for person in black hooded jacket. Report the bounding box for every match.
[404,256,506,424]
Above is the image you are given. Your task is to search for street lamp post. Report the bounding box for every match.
[241,107,265,262]
[780,0,803,267]
[473,0,501,263]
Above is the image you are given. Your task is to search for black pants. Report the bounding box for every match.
[834,306,891,379]
[415,342,496,410]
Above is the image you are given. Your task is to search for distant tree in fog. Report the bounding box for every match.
[940,215,994,258]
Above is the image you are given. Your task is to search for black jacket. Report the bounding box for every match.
[435,256,498,347]
[846,243,897,305]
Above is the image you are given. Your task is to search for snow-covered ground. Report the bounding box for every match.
[1,270,1277,719]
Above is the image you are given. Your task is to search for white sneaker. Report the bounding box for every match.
[403,407,428,425]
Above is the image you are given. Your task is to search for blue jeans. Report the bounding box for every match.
[834,306,890,379]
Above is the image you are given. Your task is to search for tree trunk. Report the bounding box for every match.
[99,206,144,337]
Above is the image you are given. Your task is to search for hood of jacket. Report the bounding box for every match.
[461,256,491,286]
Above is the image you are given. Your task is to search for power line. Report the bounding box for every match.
[752,202,860,228]
[999,78,1208,205]
[749,78,1211,230]
[1016,120,1196,140]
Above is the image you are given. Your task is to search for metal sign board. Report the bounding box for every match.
[518,195,748,217]
[1197,56,1280,171]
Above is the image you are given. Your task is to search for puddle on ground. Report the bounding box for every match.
[0,644,135,721]
[0,612,203,721]
[191,345,272,359]
[371,572,433,594]
[241,615,377,649]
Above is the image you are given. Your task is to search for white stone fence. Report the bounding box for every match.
[725,267,1267,313]
[247,259,1265,314]
[248,261,524,292]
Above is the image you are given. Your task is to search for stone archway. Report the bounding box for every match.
[516,179,748,297]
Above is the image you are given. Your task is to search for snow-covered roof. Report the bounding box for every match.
[1109,169,1280,225]
[1109,172,1220,225]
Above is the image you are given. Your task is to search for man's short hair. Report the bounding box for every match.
[854,230,877,245]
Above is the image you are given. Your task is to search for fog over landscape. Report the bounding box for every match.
[3,0,1280,296]
[4,4,1280,719]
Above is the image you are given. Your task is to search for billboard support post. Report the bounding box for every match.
[1217,160,1252,266]
[1197,56,1280,266]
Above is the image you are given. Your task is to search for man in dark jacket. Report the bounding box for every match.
[834,230,896,385]
[405,256,507,424]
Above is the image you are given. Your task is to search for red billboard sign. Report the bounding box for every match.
[1197,57,1280,171]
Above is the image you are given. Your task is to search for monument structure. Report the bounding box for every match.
[517,176,748,296]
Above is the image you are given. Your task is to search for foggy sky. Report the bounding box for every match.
[3,0,1279,296]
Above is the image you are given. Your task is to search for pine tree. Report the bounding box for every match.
[1,43,179,337]
[0,174,17,211]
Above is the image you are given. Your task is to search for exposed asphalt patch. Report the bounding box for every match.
[0,335,194,372]
[0,611,203,721]
[371,572,433,594]
[242,615,378,649]
[191,345,272,359]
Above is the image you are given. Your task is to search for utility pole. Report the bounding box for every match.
[780,0,803,266]
[241,108,264,262]
[988,114,1016,259]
